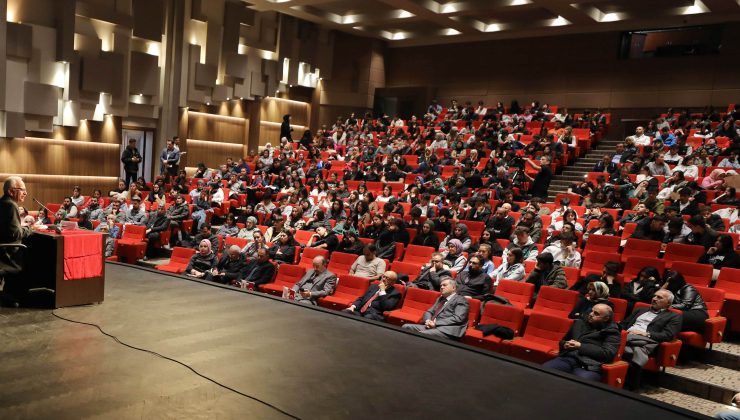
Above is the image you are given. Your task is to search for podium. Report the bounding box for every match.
[23,230,106,308]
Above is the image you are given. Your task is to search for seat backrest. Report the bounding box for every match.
[294,230,314,245]
[622,238,661,258]
[532,286,580,317]
[584,234,621,254]
[608,297,628,323]
[390,261,422,281]
[663,243,705,264]
[276,264,306,284]
[480,303,525,334]
[623,257,665,280]
[495,280,535,309]
[401,288,441,312]
[522,313,573,346]
[670,262,713,287]
[467,298,482,326]
[581,251,620,272]
[563,267,580,288]
[695,286,724,317]
[402,244,435,263]
[122,224,146,240]
[171,247,196,264]
[299,247,330,266]
[224,236,249,250]
[337,275,370,296]
[715,267,740,293]
[328,252,358,273]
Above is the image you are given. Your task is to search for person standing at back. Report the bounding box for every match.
[121,138,142,188]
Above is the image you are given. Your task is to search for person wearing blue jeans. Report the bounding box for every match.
[543,303,620,382]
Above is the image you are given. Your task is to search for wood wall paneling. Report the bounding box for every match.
[0,137,120,177]
[186,139,246,168]
[186,111,247,144]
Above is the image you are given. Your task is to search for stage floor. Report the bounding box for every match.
[0,263,705,419]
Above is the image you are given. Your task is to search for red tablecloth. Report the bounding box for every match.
[62,231,103,281]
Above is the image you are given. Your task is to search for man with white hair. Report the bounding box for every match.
[1,176,32,306]
[207,245,247,284]
[619,289,682,390]
[291,255,337,305]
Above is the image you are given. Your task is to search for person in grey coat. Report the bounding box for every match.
[291,256,337,305]
[403,277,470,340]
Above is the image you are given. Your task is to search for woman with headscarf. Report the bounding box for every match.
[185,239,218,278]
[569,281,612,320]
[662,271,708,333]
[441,239,467,273]
[237,216,260,240]
[439,223,472,252]
[701,169,726,190]
[412,220,440,250]
[428,178,446,195]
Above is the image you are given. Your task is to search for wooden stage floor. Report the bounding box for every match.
[0,263,705,419]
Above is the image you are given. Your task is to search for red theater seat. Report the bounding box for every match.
[620,257,665,283]
[463,303,525,353]
[620,238,661,262]
[580,251,620,279]
[260,264,306,295]
[601,331,630,389]
[677,286,727,349]
[297,248,330,270]
[319,275,370,310]
[525,286,580,318]
[663,243,705,268]
[507,313,573,364]
[328,252,358,276]
[385,288,440,327]
[402,245,435,264]
[115,224,147,263]
[715,268,740,332]
[155,247,196,274]
[669,261,713,287]
[495,280,535,309]
[583,234,620,255]
[390,261,422,282]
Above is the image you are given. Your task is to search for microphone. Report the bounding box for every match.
[32,197,53,214]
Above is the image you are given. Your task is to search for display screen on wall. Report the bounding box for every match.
[618,25,722,59]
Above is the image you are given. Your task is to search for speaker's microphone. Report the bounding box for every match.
[32,197,53,214]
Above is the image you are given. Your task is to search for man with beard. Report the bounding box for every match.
[454,255,492,300]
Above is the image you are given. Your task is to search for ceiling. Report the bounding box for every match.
[246,0,740,47]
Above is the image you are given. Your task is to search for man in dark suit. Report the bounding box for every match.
[543,303,620,381]
[620,289,682,390]
[592,154,618,175]
[344,271,401,321]
[0,176,32,305]
[667,188,700,217]
[120,138,142,188]
[291,255,337,305]
[240,247,276,286]
[402,277,470,340]
[144,205,171,259]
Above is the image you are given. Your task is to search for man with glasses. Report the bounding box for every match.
[344,271,400,321]
[1,176,32,306]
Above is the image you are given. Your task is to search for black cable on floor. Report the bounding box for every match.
[50,310,302,420]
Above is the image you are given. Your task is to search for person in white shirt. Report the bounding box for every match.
[210,183,225,206]
[430,133,448,151]
[646,154,672,176]
[349,245,387,281]
[491,247,526,285]
[632,126,652,146]
[542,232,582,268]
[673,156,699,179]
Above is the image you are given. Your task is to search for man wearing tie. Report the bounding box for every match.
[0,176,32,306]
[291,256,337,305]
[402,277,470,340]
[344,271,401,321]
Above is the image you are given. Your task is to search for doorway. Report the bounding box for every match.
[121,128,155,183]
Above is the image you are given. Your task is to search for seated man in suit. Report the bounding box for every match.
[0,176,32,306]
[239,247,275,287]
[206,245,247,284]
[402,277,470,340]
[543,303,620,381]
[291,255,337,305]
[411,252,451,291]
[344,271,401,321]
[619,288,682,390]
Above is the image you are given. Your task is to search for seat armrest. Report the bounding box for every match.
[656,339,682,368]
[703,317,727,344]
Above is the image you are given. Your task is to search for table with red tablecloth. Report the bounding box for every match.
[61,230,104,281]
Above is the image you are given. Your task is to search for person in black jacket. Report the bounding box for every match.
[120,138,142,188]
[0,176,32,306]
[268,230,298,264]
[630,215,667,242]
[240,248,276,286]
[144,205,171,259]
[620,266,661,314]
[280,114,292,142]
[185,239,218,278]
[344,271,401,321]
[412,220,440,250]
[661,271,708,333]
[698,234,740,271]
[543,303,620,381]
[207,245,247,284]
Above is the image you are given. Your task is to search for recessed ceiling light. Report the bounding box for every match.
[485,23,501,32]
[398,10,414,19]
[600,12,620,22]
[441,3,458,13]
[550,16,569,26]
[683,0,709,14]
[444,28,461,36]
[510,0,531,5]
